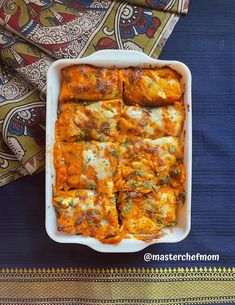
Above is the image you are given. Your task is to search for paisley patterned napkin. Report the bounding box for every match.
[0,0,189,187]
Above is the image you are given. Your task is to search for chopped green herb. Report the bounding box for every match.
[168,221,177,227]
[57,199,64,204]
[171,169,181,175]
[98,136,105,142]
[169,116,174,121]
[110,150,119,158]
[123,202,132,214]
[151,182,158,191]
[71,200,78,208]
[102,159,109,166]
[90,183,96,190]
[159,175,171,185]
[83,157,91,169]
[148,82,153,88]
[87,220,94,225]
[128,181,137,189]
[142,181,150,189]
[122,143,129,147]
[55,207,62,218]
[157,219,163,225]
[134,169,143,176]
[111,197,116,203]
[169,146,176,154]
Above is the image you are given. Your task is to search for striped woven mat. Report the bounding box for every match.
[0,267,235,305]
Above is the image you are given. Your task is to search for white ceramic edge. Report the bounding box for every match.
[45,50,192,253]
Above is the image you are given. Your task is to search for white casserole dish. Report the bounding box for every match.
[46,50,192,253]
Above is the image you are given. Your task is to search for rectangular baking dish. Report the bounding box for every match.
[46,50,192,253]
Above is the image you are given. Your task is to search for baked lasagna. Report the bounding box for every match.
[54,64,186,244]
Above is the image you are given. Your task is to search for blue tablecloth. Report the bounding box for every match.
[0,0,234,270]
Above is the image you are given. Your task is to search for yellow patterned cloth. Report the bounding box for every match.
[0,267,235,304]
[0,0,189,186]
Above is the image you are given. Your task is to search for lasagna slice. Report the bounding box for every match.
[119,186,179,240]
[119,102,185,140]
[53,188,121,244]
[60,64,122,103]
[115,137,184,193]
[123,67,182,106]
[56,100,122,142]
[54,141,119,192]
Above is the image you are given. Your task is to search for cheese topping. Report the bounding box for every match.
[83,149,112,180]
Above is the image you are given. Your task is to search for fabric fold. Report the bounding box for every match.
[0,0,189,186]
[0,62,45,185]
[0,26,53,94]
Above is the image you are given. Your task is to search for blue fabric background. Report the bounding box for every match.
[0,0,234,269]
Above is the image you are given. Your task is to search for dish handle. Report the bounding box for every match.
[85,49,153,62]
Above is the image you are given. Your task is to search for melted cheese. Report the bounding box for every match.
[88,101,118,118]
[125,108,143,120]
[119,186,178,239]
[120,102,184,140]
[54,142,118,191]
[83,149,112,180]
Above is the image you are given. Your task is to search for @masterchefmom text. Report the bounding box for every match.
[144,252,220,262]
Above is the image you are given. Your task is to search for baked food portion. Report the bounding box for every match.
[119,186,179,241]
[116,137,185,241]
[59,65,122,102]
[54,141,119,192]
[115,137,185,193]
[54,64,186,244]
[53,188,121,244]
[56,100,122,142]
[119,102,184,140]
[123,67,182,106]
